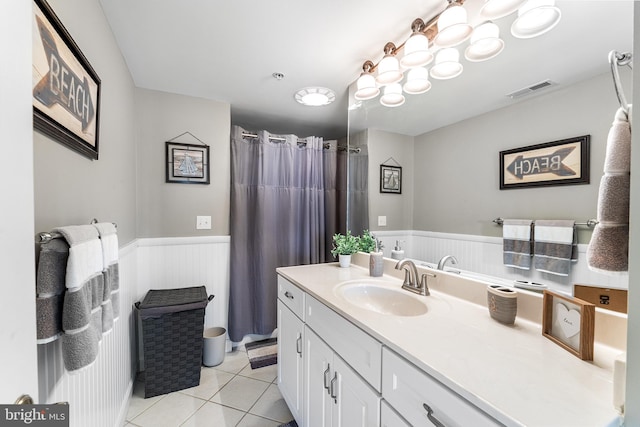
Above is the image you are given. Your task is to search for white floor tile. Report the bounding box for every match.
[179,368,235,400]
[209,376,270,412]
[238,362,278,383]
[236,413,281,427]
[130,392,205,427]
[180,401,245,427]
[213,350,250,374]
[126,380,166,421]
[249,383,293,423]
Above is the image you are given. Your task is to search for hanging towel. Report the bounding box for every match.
[587,106,632,273]
[36,239,69,343]
[93,222,119,330]
[502,219,533,270]
[53,225,104,372]
[533,220,576,276]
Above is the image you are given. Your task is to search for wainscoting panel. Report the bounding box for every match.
[375,230,628,294]
[37,241,138,427]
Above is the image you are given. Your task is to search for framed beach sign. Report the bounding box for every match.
[542,290,595,360]
[380,164,402,194]
[499,135,590,190]
[32,0,101,160]
[166,141,210,184]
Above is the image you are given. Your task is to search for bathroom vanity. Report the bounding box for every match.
[276,256,624,427]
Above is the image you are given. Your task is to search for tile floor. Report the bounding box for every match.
[124,349,294,427]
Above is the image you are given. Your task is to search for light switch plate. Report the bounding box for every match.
[196,215,212,230]
[378,216,387,226]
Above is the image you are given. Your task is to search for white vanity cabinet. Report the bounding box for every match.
[382,348,502,427]
[304,327,380,427]
[277,276,306,425]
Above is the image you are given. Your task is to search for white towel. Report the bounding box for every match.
[94,222,120,327]
[533,220,576,276]
[53,225,104,372]
[587,106,631,273]
[502,219,533,270]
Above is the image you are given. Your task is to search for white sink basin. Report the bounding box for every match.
[336,280,428,317]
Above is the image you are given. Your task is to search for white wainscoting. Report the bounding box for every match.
[375,230,628,294]
[37,241,138,427]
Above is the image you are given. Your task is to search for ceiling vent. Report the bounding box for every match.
[507,80,556,99]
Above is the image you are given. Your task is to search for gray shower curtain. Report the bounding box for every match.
[228,126,344,342]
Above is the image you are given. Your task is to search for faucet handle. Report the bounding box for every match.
[402,269,412,287]
[419,272,436,296]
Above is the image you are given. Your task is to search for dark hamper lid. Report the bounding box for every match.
[137,286,212,319]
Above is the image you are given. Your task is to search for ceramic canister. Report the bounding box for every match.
[369,252,384,277]
[487,285,518,325]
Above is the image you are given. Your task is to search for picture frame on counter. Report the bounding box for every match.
[499,135,590,190]
[32,0,101,160]
[542,290,595,360]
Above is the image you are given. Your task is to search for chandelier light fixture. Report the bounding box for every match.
[354,0,562,108]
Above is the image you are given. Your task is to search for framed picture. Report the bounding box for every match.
[166,141,210,184]
[542,290,595,360]
[499,135,590,190]
[380,165,402,194]
[32,0,101,160]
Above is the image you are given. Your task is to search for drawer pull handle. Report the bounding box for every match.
[330,373,338,403]
[296,334,302,357]
[323,364,331,393]
[284,291,294,300]
[423,403,446,427]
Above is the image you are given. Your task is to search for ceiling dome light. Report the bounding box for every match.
[434,4,473,48]
[479,0,527,20]
[294,87,336,106]
[511,0,561,39]
[380,83,405,107]
[465,21,505,62]
[376,42,403,85]
[430,48,463,80]
[400,19,433,69]
[403,67,432,95]
[354,61,380,101]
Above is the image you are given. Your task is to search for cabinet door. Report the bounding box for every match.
[278,300,304,424]
[332,355,380,427]
[381,400,411,427]
[304,327,334,427]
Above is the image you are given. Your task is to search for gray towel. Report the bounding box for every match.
[36,239,69,343]
[588,106,631,273]
[502,219,533,270]
[533,220,576,276]
[54,225,104,372]
[93,222,120,324]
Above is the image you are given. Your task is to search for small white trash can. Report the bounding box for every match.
[203,327,226,367]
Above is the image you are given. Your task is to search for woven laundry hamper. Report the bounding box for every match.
[136,286,213,398]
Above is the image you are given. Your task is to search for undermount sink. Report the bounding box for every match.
[336,280,428,317]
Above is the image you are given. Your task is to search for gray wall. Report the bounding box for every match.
[412,71,629,244]
[34,0,137,244]
[367,129,414,232]
[135,88,230,237]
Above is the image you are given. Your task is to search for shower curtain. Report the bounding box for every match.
[228,126,344,342]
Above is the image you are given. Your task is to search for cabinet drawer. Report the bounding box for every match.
[381,400,410,427]
[382,348,502,427]
[306,295,382,392]
[278,275,305,320]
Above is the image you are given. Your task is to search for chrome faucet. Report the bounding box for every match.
[395,259,435,296]
[437,255,458,271]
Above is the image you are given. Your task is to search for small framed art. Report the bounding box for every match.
[542,290,595,360]
[380,164,402,194]
[166,141,210,184]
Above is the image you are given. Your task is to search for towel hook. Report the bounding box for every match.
[609,50,633,114]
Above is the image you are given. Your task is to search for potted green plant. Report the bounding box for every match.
[331,230,359,267]
[358,230,377,253]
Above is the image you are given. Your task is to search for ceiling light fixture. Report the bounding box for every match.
[511,0,561,39]
[354,0,561,107]
[294,87,336,107]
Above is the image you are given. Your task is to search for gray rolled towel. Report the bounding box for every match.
[596,174,630,224]
[587,225,629,272]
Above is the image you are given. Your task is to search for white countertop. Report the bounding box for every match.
[276,262,623,427]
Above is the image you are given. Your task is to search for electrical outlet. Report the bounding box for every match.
[378,216,387,227]
[196,216,211,230]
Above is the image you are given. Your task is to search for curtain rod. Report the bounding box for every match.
[492,217,598,227]
[240,132,360,153]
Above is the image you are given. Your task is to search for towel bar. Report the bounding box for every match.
[36,220,118,243]
[492,217,598,227]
